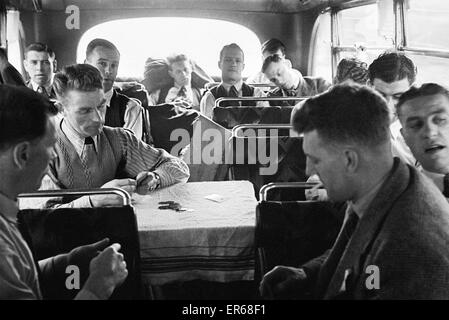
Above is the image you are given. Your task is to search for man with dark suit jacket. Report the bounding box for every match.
[85,38,144,140]
[23,43,57,100]
[260,84,449,299]
[0,48,26,86]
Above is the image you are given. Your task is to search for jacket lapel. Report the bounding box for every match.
[323,158,411,299]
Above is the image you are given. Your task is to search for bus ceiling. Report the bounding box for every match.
[7,0,355,13]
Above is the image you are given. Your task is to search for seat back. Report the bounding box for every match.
[17,188,143,300]
[18,205,143,300]
[255,200,344,280]
[212,105,295,130]
[146,103,200,154]
[229,125,307,197]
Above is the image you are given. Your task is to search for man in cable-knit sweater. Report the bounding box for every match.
[41,64,189,208]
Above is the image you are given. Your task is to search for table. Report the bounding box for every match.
[132,180,257,286]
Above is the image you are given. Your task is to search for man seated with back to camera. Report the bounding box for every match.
[260,84,449,299]
[0,85,127,299]
[39,64,189,208]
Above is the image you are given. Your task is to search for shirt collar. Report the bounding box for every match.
[0,191,18,223]
[174,83,191,90]
[390,119,403,140]
[221,80,243,93]
[30,80,52,95]
[60,118,98,157]
[292,69,303,91]
[104,89,114,108]
[349,169,392,219]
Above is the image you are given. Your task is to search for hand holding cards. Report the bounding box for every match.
[136,171,161,194]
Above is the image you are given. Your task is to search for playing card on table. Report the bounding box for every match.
[205,194,226,203]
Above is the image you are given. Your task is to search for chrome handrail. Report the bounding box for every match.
[259,182,322,202]
[215,96,308,108]
[17,187,131,206]
[232,124,294,137]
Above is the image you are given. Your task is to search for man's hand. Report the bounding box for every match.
[171,100,191,109]
[136,171,160,195]
[90,179,137,207]
[82,243,128,300]
[259,266,308,299]
[66,238,111,279]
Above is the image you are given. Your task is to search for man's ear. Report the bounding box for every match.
[168,69,174,79]
[218,60,222,71]
[53,59,58,72]
[344,148,359,174]
[12,141,31,170]
[23,59,29,73]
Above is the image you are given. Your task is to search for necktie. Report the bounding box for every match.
[315,205,359,298]
[226,85,240,107]
[37,86,49,99]
[177,86,187,99]
[229,85,239,97]
[443,174,449,197]
[81,137,97,187]
[285,88,297,97]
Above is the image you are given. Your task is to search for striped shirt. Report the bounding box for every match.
[39,119,190,208]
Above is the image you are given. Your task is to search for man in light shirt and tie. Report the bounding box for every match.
[148,53,202,111]
[23,42,57,100]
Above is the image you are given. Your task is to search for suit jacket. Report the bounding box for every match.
[0,58,26,86]
[303,157,449,299]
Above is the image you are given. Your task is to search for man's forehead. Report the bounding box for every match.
[171,60,191,69]
[65,89,104,104]
[402,94,449,117]
[222,48,244,59]
[303,130,322,152]
[26,50,52,61]
[372,77,411,95]
[263,49,283,59]
[91,46,120,61]
[264,61,283,75]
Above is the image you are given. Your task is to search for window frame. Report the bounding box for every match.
[309,0,449,77]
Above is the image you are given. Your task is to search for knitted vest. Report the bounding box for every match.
[105,90,129,128]
[210,83,256,107]
[49,124,125,189]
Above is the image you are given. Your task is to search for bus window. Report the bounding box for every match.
[311,1,395,82]
[76,17,261,79]
[404,0,449,86]
[405,0,449,50]
[6,10,23,73]
[310,11,331,82]
[338,3,394,48]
